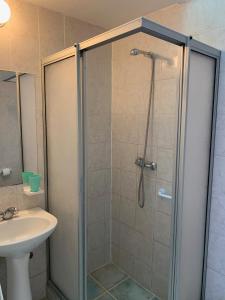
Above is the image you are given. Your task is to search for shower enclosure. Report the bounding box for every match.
[42,18,220,300]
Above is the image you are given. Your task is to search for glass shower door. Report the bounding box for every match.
[84,32,182,300]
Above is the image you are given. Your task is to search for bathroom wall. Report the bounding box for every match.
[0,0,103,299]
[111,33,181,300]
[145,1,225,298]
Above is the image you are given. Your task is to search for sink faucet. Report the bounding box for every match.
[0,207,18,221]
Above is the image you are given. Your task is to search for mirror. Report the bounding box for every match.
[0,70,37,187]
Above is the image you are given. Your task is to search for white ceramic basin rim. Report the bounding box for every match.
[0,207,57,257]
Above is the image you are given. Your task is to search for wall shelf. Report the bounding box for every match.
[23,186,44,196]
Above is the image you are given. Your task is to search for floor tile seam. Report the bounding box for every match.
[111,262,158,299]
[108,276,156,300]
[90,263,129,291]
[89,273,111,298]
[90,262,113,274]
[107,277,130,292]
[93,289,118,300]
[90,262,159,300]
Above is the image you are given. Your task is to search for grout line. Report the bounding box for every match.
[111,263,159,299]
[89,274,109,298]
[93,289,117,300]
[89,263,159,300]
[90,263,129,290]
[107,276,129,291]
[89,266,127,300]
[90,262,112,274]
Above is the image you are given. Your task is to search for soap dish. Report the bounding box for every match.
[23,186,44,196]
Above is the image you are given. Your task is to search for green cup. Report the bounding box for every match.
[29,174,41,192]
[22,171,34,185]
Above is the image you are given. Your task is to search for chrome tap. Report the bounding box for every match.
[0,207,18,221]
[135,157,157,171]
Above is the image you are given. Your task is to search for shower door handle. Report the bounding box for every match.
[158,188,172,200]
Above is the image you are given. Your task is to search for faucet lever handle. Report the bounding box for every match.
[7,207,18,216]
[3,207,18,220]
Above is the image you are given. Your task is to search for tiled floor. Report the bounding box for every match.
[88,263,160,300]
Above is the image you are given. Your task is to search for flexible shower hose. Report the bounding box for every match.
[138,58,156,208]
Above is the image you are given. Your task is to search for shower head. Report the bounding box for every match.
[130,48,152,57]
[130,48,174,65]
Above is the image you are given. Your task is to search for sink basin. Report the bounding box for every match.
[0,207,57,257]
[0,207,57,300]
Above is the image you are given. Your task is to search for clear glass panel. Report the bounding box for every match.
[84,32,183,300]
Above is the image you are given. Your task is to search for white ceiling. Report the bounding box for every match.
[24,0,184,29]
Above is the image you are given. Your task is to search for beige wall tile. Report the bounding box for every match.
[30,271,47,300]
[88,247,106,273]
[112,193,120,220]
[88,221,106,251]
[10,34,39,73]
[153,241,170,279]
[132,232,153,267]
[88,142,110,170]
[38,7,64,58]
[112,168,121,195]
[87,113,111,144]
[88,195,106,224]
[154,212,171,246]
[119,248,134,276]
[155,78,178,116]
[135,206,154,240]
[112,244,120,265]
[156,115,176,149]
[112,219,120,246]
[133,259,152,291]
[112,142,121,169]
[65,16,103,47]
[120,170,137,202]
[8,0,38,38]
[29,243,47,277]
[88,169,111,198]
[157,149,174,182]
[120,197,135,227]
[0,29,11,70]
[0,185,18,210]
[120,143,138,173]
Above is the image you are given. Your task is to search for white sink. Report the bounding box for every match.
[0,207,57,257]
[0,207,57,300]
